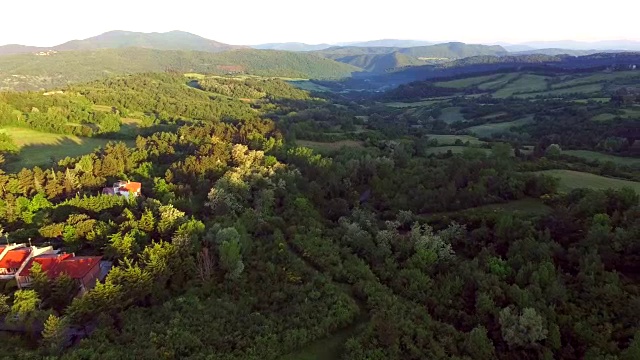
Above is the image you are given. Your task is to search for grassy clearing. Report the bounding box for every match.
[493,74,549,98]
[0,127,132,171]
[480,112,508,120]
[297,140,364,151]
[426,134,485,145]
[466,115,534,137]
[385,97,452,108]
[438,106,465,123]
[425,146,490,155]
[591,108,640,122]
[564,150,640,167]
[434,74,503,89]
[477,73,520,90]
[464,198,551,215]
[573,97,610,104]
[519,83,603,98]
[424,198,552,218]
[536,169,640,193]
[288,80,331,92]
[551,71,640,89]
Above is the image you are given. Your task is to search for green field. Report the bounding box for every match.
[551,71,640,89]
[591,107,640,122]
[434,74,503,89]
[426,134,484,145]
[536,169,640,192]
[564,150,640,167]
[438,106,465,123]
[426,146,491,155]
[519,83,603,98]
[493,74,549,98]
[297,139,364,151]
[385,97,452,108]
[0,127,132,171]
[466,115,534,137]
[477,73,520,90]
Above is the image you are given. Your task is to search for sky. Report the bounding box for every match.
[2,0,639,46]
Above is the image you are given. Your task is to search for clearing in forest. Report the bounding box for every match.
[563,150,640,167]
[536,169,640,193]
[425,134,484,145]
[493,74,549,98]
[466,115,534,137]
[434,74,503,89]
[0,127,131,171]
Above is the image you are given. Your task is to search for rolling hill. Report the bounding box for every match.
[0,48,360,91]
[251,43,333,51]
[312,42,508,73]
[0,30,243,56]
[54,30,243,52]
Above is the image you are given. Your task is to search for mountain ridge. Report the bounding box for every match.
[0,30,243,56]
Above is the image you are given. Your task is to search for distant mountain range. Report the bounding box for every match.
[0,30,639,92]
[0,30,243,56]
[311,43,508,73]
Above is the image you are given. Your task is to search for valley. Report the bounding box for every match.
[0,27,639,360]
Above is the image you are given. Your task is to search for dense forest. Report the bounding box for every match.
[0,70,639,360]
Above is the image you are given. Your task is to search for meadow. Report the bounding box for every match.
[0,127,131,171]
[466,115,534,137]
[536,169,640,192]
[426,134,484,145]
[437,106,465,123]
[563,150,640,167]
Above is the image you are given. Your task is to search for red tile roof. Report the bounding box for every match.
[19,253,73,277]
[119,182,141,193]
[0,248,31,269]
[51,256,102,279]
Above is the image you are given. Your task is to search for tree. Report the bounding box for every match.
[545,144,562,158]
[465,326,496,360]
[40,314,67,355]
[8,290,43,330]
[499,306,548,348]
[217,227,244,280]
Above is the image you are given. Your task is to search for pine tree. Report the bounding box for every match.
[41,314,67,355]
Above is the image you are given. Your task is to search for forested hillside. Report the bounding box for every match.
[0,48,359,91]
[0,71,639,360]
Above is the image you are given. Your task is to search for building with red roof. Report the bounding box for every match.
[16,253,72,288]
[0,248,32,279]
[51,256,102,294]
[102,180,142,199]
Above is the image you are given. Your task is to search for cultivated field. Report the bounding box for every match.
[563,150,640,167]
[438,106,465,123]
[434,74,503,89]
[426,134,485,145]
[536,169,640,193]
[493,75,549,98]
[466,115,534,137]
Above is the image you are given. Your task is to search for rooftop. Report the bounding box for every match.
[51,256,102,279]
[0,248,31,269]
[19,253,73,277]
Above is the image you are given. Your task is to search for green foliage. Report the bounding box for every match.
[40,314,67,355]
[499,307,548,348]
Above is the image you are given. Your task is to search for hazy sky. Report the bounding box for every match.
[2,0,639,46]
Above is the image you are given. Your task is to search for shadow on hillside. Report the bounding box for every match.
[3,137,113,173]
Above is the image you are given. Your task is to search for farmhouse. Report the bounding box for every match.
[0,244,106,295]
[0,245,55,280]
[102,180,142,199]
